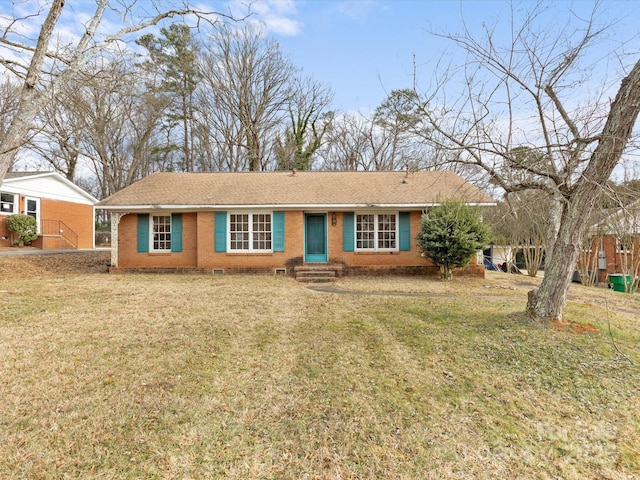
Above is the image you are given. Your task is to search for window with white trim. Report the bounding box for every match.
[356,213,397,251]
[0,192,16,214]
[229,212,272,252]
[152,215,171,251]
[617,236,632,253]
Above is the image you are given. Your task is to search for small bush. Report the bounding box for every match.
[6,214,38,246]
[416,199,491,279]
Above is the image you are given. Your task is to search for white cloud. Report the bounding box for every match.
[229,0,302,36]
[335,0,375,21]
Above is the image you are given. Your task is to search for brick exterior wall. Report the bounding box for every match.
[117,213,198,268]
[1,197,94,249]
[0,216,9,248]
[577,234,640,283]
[113,210,484,278]
[40,198,94,249]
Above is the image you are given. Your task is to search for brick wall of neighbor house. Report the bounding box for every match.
[114,210,484,277]
[600,236,619,283]
[578,234,640,283]
[600,235,639,282]
[0,216,10,248]
[40,198,94,249]
[1,198,94,249]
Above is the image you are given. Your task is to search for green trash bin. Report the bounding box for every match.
[609,274,634,292]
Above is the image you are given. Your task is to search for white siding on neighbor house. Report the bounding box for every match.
[487,245,516,266]
[1,174,97,205]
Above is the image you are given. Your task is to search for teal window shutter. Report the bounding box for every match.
[399,212,411,251]
[273,211,285,252]
[343,212,354,252]
[171,214,182,252]
[137,214,149,253]
[215,211,227,252]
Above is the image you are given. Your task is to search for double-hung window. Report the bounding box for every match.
[229,213,272,252]
[355,213,397,251]
[152,215,171,251]
[0,192,16,214]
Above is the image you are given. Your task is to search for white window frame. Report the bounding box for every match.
[355,212,398,252]
[151,215,172,252]
[24,197,40,234]
[0,192,16,215]
[228,212,273,253]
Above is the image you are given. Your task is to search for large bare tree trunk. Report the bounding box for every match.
[0,0,65,180]
[527,59,640,321]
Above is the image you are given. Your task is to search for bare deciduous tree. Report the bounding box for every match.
[30,55,171,198]
[0,78,21,170]
[0,0,235,184]
[412,3,640,321]
[198,24,295,171]
[317,109,437,172]
[274,76,334,171]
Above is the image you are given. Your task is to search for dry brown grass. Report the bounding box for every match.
[1,252,639,479]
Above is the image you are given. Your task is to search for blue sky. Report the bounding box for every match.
[0,0,637,114]
[247,0,640,113]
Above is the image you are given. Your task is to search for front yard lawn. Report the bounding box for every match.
[1,260,639,479]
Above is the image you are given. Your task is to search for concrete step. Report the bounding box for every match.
[294,264,343,283]
[296,270,337,277]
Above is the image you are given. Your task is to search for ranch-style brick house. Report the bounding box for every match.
[0,171,97,250]
[98,170,495,279]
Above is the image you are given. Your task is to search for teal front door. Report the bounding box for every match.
[305,214,327,262]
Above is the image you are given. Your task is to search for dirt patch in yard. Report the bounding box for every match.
[552,318,600,334]
[0,250,110,277]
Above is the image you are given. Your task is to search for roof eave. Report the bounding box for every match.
[4,171,99,204]
[98,201,497,211]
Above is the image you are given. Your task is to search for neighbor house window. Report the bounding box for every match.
[152,215,171,251]
[229,213,272,252]
[0,192,16,214]
[617,237,632,253]
[356,213,397,251]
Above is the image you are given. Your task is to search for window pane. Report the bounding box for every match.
[229,213,273,251]
[152,215,171,250]
[0,192,15,213]
[356,214,375,249]
[253,213,272,250]
[229,214,250,250]
[377,214,397,249]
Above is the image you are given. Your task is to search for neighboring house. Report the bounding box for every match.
[97,170,495,279]
[0,172,97,250]
[578,201,640,284]
[483,245,516,270]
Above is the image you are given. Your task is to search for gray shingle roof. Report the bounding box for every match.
[97,170,495,209]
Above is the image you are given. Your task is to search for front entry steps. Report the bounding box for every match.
[294,264,344,283]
